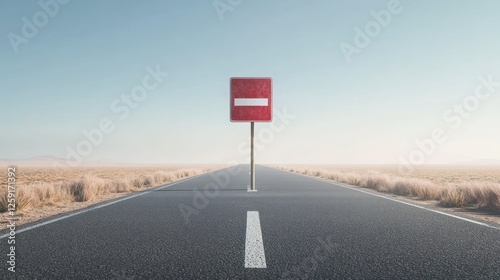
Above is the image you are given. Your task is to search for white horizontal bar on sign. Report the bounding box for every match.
[234,98,269,106]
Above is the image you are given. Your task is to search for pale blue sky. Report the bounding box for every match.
[1,0,499,165]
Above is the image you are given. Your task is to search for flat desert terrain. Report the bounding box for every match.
[3,164,499,227]
[0,165,220,226]
[318,164,500,185]
[275,164,500,224]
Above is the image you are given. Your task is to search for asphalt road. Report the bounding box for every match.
[2,165,500,279]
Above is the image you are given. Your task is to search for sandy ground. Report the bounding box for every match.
[2,164,499,228]
[0,192,129,228]
[0,164,215,185]
[338,182,500,226]
[280,164,500,184]
[0,165,220,228]
[274,165,500,227]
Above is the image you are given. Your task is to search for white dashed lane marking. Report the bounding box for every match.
[244,211,267,268]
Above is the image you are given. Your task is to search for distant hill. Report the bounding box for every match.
[0,155,68,167]
[0,155,185,167]
[449,158,500,165]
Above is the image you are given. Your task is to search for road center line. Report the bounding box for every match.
[244,211,267,268]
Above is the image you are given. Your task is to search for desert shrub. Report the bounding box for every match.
[142,176,152,188]
[324,171,339,181]
[33,183,73,205]
[483,188,500,210]
[471,182,500,210]
[392,180,413,196]
[114,178,132,193]
[68,175,110,202]
[15,187,35,211]
[439,188,465,207]
[0,186,36,212]
[0,167,212,213]
[415,186,438,200]
[363,175,391,192]
[133,177,145,189]
[0,190,7,212]
[280,166,500,211]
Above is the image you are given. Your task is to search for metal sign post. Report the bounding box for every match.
[230,77,272,192]
[250,122,255,191]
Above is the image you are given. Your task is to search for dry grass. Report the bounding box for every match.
[277,165,500,211]
[0,165,218,213]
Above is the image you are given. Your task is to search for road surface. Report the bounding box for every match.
[1,165,500,279]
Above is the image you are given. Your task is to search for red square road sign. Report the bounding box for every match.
[230,77,272,122]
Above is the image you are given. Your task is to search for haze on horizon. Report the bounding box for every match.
[1,0,499,166]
